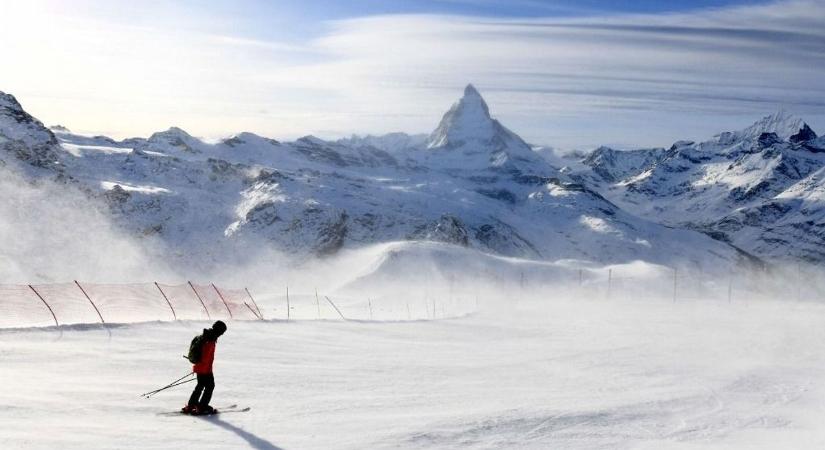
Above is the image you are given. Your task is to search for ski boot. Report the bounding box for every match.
[197,405,218,415]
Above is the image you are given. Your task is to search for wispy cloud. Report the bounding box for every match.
[1,0,824,148]
[207,35,311,53]
[291,0,825,147]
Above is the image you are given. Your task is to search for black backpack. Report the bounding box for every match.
[187,333,206,364]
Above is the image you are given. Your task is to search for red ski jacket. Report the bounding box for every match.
[193,340,216,374]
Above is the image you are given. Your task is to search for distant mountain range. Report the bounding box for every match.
[574,110,824,263]
[2,85,822,272]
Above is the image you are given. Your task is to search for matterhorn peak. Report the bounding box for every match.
[427,84,497,148]
[460,84,488,113]
[421,84,555,179]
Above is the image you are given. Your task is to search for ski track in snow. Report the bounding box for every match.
[1,297,825,449]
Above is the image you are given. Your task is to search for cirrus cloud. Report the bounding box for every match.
[1,0,823,149]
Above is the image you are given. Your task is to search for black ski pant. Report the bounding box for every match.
[188,373,215,407]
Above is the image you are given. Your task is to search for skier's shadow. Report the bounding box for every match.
[203,416,284,450]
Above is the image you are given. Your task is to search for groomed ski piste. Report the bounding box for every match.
[3,244,825,449]
[2,295,825,449]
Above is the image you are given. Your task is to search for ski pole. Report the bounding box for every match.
[143,377,196,399]
[140,372,194,398]
[142,376,194,398]
[141,375,193,398]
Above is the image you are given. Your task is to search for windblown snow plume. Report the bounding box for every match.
[0,167,173,283]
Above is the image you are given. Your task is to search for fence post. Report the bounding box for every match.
[75,280,105,324]
[315,288,320,319]
[243,303,261,319]
[245,288,264,320]
[286,285,290,321]
[28,285,59,327]
[607,269,612,300]
[188,281,211,319]
[211,283,234,319]
[727,272,733,303]
[407,301,411,320]
[155,282,177,320]
[324,296,347,320]
[673,269,678,303]
[368,298,373,320]
[578,269,583,288]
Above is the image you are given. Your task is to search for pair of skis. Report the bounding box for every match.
[158,404,250,416]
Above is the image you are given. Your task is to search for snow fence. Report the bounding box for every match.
[0,281,263,328]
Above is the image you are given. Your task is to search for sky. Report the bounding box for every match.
[1,0,824,149]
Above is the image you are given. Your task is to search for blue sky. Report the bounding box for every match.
[77,0,771,44]
[161,0,767,22]
[1,0,823,149]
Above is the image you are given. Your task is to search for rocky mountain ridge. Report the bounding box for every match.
[0,86,780,272]
[577,110,825,263]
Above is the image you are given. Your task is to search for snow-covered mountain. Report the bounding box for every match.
[0,86,758,274]
[424,84,552,183]
[578,111,825,263]
[0,92,62,172]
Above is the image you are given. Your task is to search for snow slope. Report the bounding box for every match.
[1,296,824,449]
[329,240,677,298]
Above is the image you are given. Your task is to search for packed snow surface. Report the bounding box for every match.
[1,296,824,449]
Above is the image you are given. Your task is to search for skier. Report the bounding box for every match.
[183,320,227,415]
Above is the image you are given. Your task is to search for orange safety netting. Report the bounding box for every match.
[30,282,102,325]
[80,282,175,323]
[0,285,57,328]
[0,282,262,328]
[154,283,212,321]
[218,287,263,320]
[190,283,258,320]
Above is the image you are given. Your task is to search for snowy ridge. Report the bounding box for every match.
[582,146,669,183]
[579,112,825,263]
[0,93,55,146]
[0,92,61,171]
[717,110,808,144]
[0,85,772,276]
[338,132,428,153]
